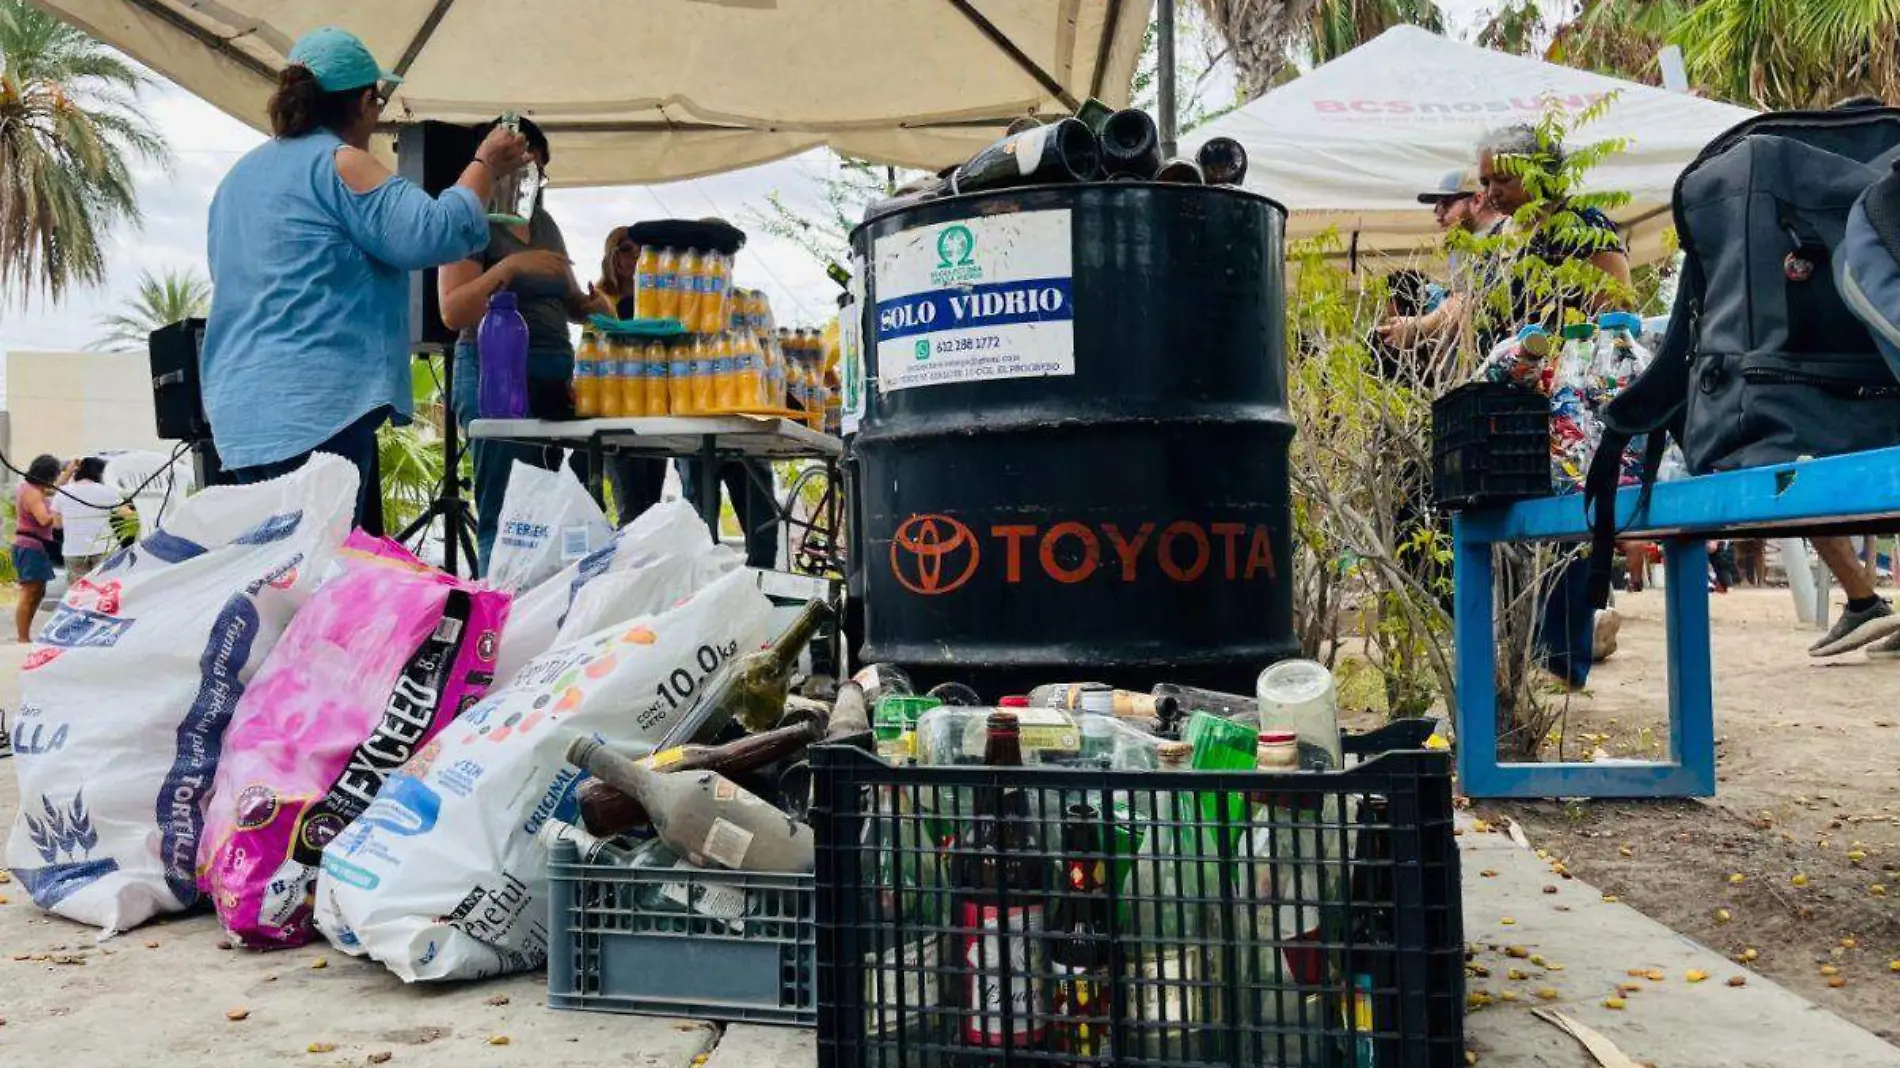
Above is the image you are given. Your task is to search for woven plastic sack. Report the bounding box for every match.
[198,532,512,947]
[484,461,613,592]
[313,560,766,980]
[6,456,357,933]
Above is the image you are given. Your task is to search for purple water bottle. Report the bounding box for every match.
[478,290,530,419]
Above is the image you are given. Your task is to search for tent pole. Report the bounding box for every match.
[1157,0,1178,157]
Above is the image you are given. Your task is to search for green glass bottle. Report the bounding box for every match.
[659,598,836,746]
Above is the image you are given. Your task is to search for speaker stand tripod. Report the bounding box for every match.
[397,346,480,576]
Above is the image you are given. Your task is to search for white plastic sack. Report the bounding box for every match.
[313,562,773,981]
[6,456,357,932]
[489,498,713,686]
[483,461,613,593]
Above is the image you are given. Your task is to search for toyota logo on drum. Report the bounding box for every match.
[890,513,981,595]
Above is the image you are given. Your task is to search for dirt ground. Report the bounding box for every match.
[1474,586,1900,1045]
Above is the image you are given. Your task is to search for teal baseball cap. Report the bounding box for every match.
[287,27,400,93]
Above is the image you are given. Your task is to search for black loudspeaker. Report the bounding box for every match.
[150,317,210,441]
[397,120,485,350]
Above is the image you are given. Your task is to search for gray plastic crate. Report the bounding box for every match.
[546,841,815,1026]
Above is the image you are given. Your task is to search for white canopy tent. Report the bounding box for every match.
[1190,25,1757,267]
[37,0,1149,185]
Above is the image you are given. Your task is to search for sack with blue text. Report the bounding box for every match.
[483,461,613,593]
[312,560,768,981]
[5,455,357,933]
[488,497,714,688]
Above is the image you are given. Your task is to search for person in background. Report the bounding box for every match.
[1809,536,1900,658]
[203,26,529,533]
[1376,166,1509,354]
[588,225,672,524]
[59,456,129,580]
[14,455,66,643]
[440,116,604,572]
[1476,123,1633,319]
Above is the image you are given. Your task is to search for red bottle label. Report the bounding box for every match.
[957,901,1046,1046]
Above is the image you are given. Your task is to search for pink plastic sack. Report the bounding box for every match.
[199,532,510,947]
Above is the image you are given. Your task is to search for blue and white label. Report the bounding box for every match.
[873,209,1074,391]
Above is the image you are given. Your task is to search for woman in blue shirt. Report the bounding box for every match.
[202,26,531,533]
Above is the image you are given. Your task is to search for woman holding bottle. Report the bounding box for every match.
[203,26,530,533]
[438,116,602,573]
[588,226,670,523]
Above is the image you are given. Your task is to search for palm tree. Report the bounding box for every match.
[91,266,210,350]
[1672,0,1900,110]
[0,0,167,307]
[1192,0,1444,101]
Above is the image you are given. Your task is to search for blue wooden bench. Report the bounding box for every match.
[1452,445,1900,798]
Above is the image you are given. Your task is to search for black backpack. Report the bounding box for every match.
[1585,104,1900,603]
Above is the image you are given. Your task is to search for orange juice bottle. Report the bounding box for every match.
[633,247,662,319]
[733,332,759,411]
[676,249,702,332]
[697,253,725,334]
[655,248,681,322]
[672,338,692,416]
[573,329,602,418]
[716,340,733,411]
[644,341,669,415]
[594,335,621,418]
[618,338,642,418]
[686,335,711,414]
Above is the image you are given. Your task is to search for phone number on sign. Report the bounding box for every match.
[927,335,1002,354]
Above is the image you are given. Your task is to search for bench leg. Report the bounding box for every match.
[1663,539,1717,793]
[1452,519,1502,795]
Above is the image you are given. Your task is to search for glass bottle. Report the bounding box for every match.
[657,598,835,747]
[1049,803,1115,1063]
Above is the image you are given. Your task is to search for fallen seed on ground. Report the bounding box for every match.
[1508,968,1529,981]
[1603,894,1619,903]
[1466,1054,1479,1066]
[1686,970,1709,982]
[1534,987,1559,1000]
[1542,885,1558,894]
[486,994,510,1006]
[308,1042,336,1054]
[1727,976,1747,987]
[1820,964,1840,977]
[1467,964,1491,978]
[367,1053,393,1065]
[1829,977,1847,988]
[226,1009,250,1022]
[1792,874,1810,887]
[1505,946,1529,959]
[1848,851,1867,863]
[1604,997,1626,1010]
[1616,983,1643,995]
[1841,938,1857,949]
[488,1036,510,1046]
[1871,885,1887,896]
[1530,954,1546,966]
[143,941,158,949]
[1729,873,1745,885]
[1619,846,1633,857]
[1480,870,1498,878]
[1644,969,1665,981]
[1500,917,1516,925]
[1714,908,1732,923]
[1499,990,1520,1002]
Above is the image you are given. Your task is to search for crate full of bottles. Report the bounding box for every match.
[807,731,1464,1068]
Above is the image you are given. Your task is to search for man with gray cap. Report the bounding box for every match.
[1377,166,1506,350]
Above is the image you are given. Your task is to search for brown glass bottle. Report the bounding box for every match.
[948,712,1047,1051]
[1048,803,1115,1062]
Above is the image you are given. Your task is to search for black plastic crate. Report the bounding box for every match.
[809,747,1463,1068]
[1431,381,1550,509]
[546,842,815,1026]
